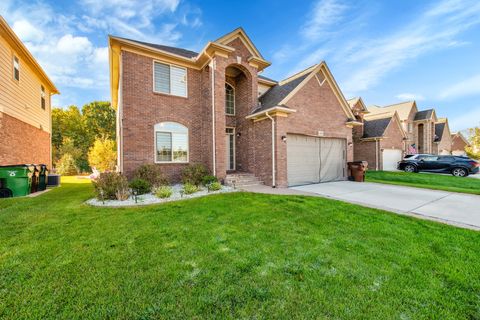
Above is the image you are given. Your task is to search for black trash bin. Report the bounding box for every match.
[37,164,48,191]
[30,165,39,193]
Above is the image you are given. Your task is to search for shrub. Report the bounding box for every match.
[93,172,129,201]
[88,138,117,172]
[208,181,222,191]
[129,178,151,195]
[56,153,79,175]
[155,186,173,199]
[133,164,168,188]
[202,175,218,186]
[183,183,199,195]
[182,164,209,186]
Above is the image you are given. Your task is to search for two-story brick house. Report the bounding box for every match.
[109,28,360,187]
[0,16,59,167]
[434,118,452,155]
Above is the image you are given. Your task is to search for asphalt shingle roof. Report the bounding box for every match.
[116,36,199,58]
[258,75,277,83]
[255,73,309,113]
[414,109,434,121]
[363,117,392,138]
[435,122,446,142]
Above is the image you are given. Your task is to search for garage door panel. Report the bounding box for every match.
[320,138,346,182]
[287,135,320,186]
[287,134,346,186]
[382,149,402,171]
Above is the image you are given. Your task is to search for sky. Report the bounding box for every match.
[2,0,480,132]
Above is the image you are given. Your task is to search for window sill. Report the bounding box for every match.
[154,161,189,165]
[152,91,188,100]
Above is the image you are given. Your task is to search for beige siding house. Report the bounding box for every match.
[0,16,58,167]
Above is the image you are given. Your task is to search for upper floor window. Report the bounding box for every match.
[13,56,20,81]
[41,85,46,110]
[154,122,188,163]
[225,83,235,115]
[153,61,187,97]
[408,123,413,133]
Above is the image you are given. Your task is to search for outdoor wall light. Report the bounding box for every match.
[236,132,241,138]
[281,135,287,142]
[348,142,353,147]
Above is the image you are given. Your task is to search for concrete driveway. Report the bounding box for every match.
[291,181,480,230]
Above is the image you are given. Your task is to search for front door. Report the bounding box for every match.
[225,128,235,171]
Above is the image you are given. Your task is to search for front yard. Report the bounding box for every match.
[366,170,480,195]
[1,177,480,319]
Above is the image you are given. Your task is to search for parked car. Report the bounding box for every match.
[398,154,479,177]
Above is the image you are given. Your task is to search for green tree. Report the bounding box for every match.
[82,101,116,141]
[88,138,117,172]
[56,153,79,175]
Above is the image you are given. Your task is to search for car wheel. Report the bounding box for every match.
[404,164,416,173]
[452,168,468,177]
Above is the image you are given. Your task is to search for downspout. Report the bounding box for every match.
[265,112,276,187]
[207,55,216,176]
[375,139,379,171]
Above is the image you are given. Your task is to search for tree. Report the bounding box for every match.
[466,127,480,159]
[88,138,117,172]
[56,153,79,175]
[82,101,116,141]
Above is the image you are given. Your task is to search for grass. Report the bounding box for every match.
[1,177,480,319]
[366,170,480,195]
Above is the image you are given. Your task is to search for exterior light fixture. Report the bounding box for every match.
[281,135,287,142]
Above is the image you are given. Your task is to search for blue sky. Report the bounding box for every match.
[2,0,480,131]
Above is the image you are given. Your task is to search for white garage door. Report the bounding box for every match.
[452,150,466,156]
[382,149,402,171]
[287,134,346,186]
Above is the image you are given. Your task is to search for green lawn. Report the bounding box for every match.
[366,170,480,195]
[1,177,480,319]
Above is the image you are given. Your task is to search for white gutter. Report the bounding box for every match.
[208,56,216,176]
[375,139,379,171]
[265,112,276,187]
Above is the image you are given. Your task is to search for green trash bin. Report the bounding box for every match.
[37,164,48,191]
[0,165,34,197]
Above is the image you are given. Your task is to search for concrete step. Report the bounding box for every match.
[225,173,263,187]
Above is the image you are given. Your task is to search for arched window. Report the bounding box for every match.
[225,83,235,115]
[154,122,188,163]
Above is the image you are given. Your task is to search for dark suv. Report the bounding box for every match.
[398,154,479,177]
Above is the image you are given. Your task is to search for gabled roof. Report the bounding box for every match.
[368,101,416,121]
[255,62,355,119]
[434,123,446,142]
[112,36,198,58]
[414,109,435,121]
[362,111,406,139]
[347,97,368,113]
[258,74,277,84]
[451,132,471,146]
[0,16,59,94]
[215,27,265,59]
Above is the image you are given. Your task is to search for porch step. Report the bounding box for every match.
[225,172,264,187]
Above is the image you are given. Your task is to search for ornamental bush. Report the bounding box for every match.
[182,164,209,186]
[183,183,199,195]
[93,172,129,201]
[129,178,151,195]
[56,153,79,176]
[155,186,173,199]
[133,164,168,188]
[208,181,222,191]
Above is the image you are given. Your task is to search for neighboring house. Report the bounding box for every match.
[434,118,452,155]
[368,101,417,154]
[351,108,406,171]
[413,109,438,154]
[451,132,470,156]
[0,16,59,167]
[109,28,359,187]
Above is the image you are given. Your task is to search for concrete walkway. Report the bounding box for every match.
[242,182,480,230]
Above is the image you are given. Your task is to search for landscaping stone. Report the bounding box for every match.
[86,184,236,207]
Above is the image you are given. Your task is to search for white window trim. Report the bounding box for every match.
[226,126,236,170]
[154,122,189,164]
[152,60,188,98]
[225,83,235,116]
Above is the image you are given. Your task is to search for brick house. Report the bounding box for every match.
[451,132,470,156]
[349,97,406,170]
[433,118,452,155]
[0,16,59,167]
[109,28,360,187]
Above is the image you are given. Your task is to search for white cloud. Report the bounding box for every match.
[449,107,480,131]
[395,93,426,101]
[12,20,44,42]
[301,0,349,40]
[439,74,480,100]
[93,47,109,65]
[56,34,93,55]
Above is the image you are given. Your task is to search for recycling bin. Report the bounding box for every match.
[348,161,368,182]
[0,165,34,197]
[37,164,48,191]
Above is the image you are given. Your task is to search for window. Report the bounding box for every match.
[408,123,413,133]
[225,83,235,115]
[41,85,46,110]
[154,122,188,163]
[13,56,19,81]
[153,61,187,97]
[423,156,438,161]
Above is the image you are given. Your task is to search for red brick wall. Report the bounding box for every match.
[273,75,354,187]
[0,111,51,167]
[379,118,405,170]
[121,51,212,182]
[452,135,467,153]
[353,140,378,170]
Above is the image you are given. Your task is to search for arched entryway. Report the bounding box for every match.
[417,123,424,153]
